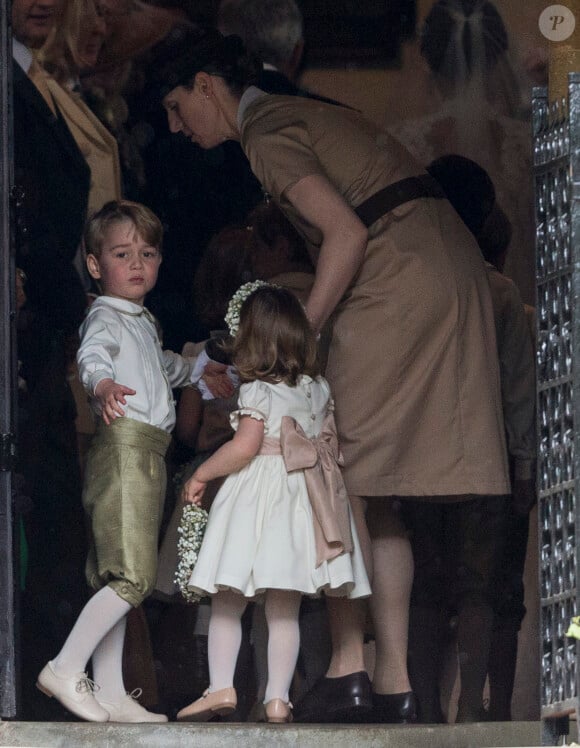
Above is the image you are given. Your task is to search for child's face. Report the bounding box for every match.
[86,218,161,306]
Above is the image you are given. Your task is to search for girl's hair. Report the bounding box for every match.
[193,225,253,330]
[421,0,508,81]
[84,200,163,258]
[152,24,262,100]
[233,286,319,385]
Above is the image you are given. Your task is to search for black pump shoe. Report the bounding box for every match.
[293,671,373,723]
[372,691,418,724]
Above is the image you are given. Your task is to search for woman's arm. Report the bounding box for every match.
[285,174,368,332]
[182,415,264,504]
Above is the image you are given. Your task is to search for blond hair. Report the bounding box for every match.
[84,200,163,259]
[39,0,102,83]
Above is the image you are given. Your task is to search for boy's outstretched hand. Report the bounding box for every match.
[94,378,136,425]
[202,361,235,399]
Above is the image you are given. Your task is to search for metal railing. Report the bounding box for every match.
[533,75,580,730]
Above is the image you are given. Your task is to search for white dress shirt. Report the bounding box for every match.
[12,37,32,73]
[78,296,201,432]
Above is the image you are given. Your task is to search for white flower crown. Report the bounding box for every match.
[224,280,271,337]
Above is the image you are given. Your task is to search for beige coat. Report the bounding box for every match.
[46,78,122,214]
[241,95,510,499]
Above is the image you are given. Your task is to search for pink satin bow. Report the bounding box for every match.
[276,413,354,567]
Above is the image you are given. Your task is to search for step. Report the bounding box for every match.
[0,720,543,747]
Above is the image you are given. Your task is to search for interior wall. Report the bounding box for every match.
[299,0,549,127]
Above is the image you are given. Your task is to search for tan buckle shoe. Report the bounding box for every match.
[265,698,293,723]
[36,661,109,722]
[177,687,237,721]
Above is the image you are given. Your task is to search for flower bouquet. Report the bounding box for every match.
[175,503,209,603]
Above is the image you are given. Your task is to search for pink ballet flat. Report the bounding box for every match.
[265,698,293,723]
[176,687,237,721]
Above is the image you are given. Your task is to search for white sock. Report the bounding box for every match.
[91,615,128,703]
[52,586,132,678]
[207,590,247,692]
[264,590,301,703]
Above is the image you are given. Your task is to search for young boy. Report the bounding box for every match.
[36,200,232,723]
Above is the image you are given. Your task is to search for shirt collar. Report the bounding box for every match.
[93,295,151,318]
[237,86,268,130]
[12,38,33,73]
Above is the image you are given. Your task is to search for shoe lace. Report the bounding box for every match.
[75,676,100,695]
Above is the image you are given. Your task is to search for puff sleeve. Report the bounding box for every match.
[230,381,271,433]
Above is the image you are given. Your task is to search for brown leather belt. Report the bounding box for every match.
[354,174,445,228]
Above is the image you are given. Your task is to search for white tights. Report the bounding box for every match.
[52,585,132,701]
[208,588,301,703]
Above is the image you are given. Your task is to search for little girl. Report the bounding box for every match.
[177,284,371,724]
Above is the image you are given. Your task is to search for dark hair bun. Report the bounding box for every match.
[150,25,261,102]
[421,0,508,80]
[222,33,246,62]
[220,33,262,87]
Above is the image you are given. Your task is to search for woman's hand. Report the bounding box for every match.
[94,378,136,425]
[182,474,207,505]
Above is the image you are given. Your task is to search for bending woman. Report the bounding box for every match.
[154,27,510,724]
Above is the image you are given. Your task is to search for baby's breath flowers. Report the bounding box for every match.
[175,503,209,603]
[224,280,270,337]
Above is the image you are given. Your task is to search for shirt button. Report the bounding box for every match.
[311,414,316,420]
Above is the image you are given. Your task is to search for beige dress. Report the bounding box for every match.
[240,93,510,499]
